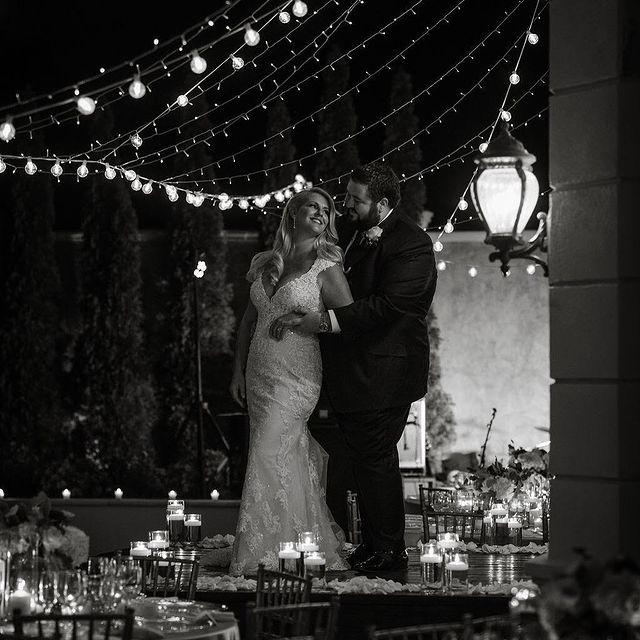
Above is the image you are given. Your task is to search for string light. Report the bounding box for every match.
[51,160,63,177]
[128,76,147,99]
[279,11,291,23]
[433,240,444,252]
[468,267,479,278]
[479,142,488,153]
[131,133,143,149]
[0,157,6,173]
[500,109,512,122]
[527,32,539,44]
[526,264,537,275]
[292,1,308,18]
[131,177,142,191]
[142,181,153,194]
[0,119,16,142]
[124,169,136,181]
[509,72,521,84]
[77,161,89,178]
[244,24,261,47]
[190,50,208,74]
[24,157,37,175]
[176,94,189,107]
[437,261,447,271]
[76,96,96,115]
[458,198,469,211]
[231,55,244,70]
[104,164,116,180]
[444,222,454,234]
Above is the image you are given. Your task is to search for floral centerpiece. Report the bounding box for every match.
[0,492,89,568]
[535,553,640,639]
[470,444,550,505]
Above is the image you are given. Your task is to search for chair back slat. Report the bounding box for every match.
[140,556,199,600]
[255,564,312,608]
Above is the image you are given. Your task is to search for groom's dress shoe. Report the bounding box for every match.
[353,549,408,573]
[347,544,372,568]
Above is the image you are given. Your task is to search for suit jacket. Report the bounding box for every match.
[320,210,437,413]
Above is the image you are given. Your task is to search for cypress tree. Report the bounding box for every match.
[260,98,296,250]
[314,45,360,197]
[0,170,61,496]
[425,307,456,472]
[66,168,157,496]
[156,89,235,493]
[383,67,426,222]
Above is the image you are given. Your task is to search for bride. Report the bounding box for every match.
[228,187,353,575]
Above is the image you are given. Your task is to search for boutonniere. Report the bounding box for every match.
[362,225,383,247]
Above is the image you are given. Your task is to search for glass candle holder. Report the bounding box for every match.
[482,510,495,544]
[419,541,442,587]
[130,541,151,557]
[166,501,185,545]
[508,519,523,546]
[8,577,33,615]
[148,530,170,550]
[456,490,475,513]
[297,531,319,552]
[183,514,202,545]
[436,532,460,551]
[278,542,302,575]
[303,551,326,585]
[444,551,469,593]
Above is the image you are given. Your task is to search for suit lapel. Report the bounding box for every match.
[343,210,402,273]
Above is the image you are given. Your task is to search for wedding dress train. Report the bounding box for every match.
[229,257,348,576]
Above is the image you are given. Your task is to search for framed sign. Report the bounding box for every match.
[397,398,426,471]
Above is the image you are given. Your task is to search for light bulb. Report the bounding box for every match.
[231,55,244,70]
[168,191,179,202]
[131,178,142,191]
[479,142,488,153]
[76,96,96,115]
[185,192,195,205]
[0,157,6,173]
[193,269,204,278]
[279,11,291,23]
[197,260,207,271]
[124,169,137,181]
[283,188,292,199]
[193,193,205,207]
[238,199,249,210]
[274,192,285,202]
[190,51,207,74]
[527,32,539,45]
[292,0,308,17]
[295,173,305,182]
[131,133,143,149]
[526,264,537,275]
[468,267,478,278]
[293,181,303,192]
[458,198,468,211]
[218,192,229,202]
[433,240,443,252]
[444,221,454,234]
[0,120,16,142]
[244,24,260,46]
[142,181,153,195]
[437,261,447,271]
[104,165,116,180]
[128,76,146,99]
[51,160,63,177]
[500,110,512,122]
[77,161,89,178]
[25,157,37,175]
[509,72,520,85]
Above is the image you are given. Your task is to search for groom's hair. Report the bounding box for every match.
[351,161,401,209]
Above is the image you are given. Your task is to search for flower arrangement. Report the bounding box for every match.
[0,492,89,568]
[536,553,640,639]
[471,444,550,504]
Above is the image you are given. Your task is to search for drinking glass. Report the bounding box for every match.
[117,559,143,604]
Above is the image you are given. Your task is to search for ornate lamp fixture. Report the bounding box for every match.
[470,122,548,276]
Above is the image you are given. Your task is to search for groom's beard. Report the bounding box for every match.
[344,202,379,230]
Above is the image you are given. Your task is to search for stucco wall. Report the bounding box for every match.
[430,231,550,463]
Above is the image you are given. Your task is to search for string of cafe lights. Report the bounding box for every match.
[89,1,317,165]
[99,0,364,168]
[122,0,460,177]
[0,0,242,117]
[20,0,339,143]
[0,63,547,216]
[163,0,536,186]
[1,0,265,137]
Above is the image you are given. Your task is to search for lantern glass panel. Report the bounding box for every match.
[475,167,539,236]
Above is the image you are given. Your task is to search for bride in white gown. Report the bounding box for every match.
[229,187,353,575]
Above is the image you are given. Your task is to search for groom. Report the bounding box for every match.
[273,162,436,571]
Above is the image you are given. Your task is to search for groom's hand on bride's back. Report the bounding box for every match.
[269,311,309,340]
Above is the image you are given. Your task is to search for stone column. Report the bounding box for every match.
[548,0,640,564]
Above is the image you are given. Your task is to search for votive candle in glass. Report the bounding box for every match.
[436,532,460,551]
[184,513,202,545]
[130,541,151,557]
[444,551,469,593]
[278,542,302,575]
[297,531,319,552]
[508,519,523,546]
[419,541,442,586]
[148,530,170,550]
[303,551,326,585]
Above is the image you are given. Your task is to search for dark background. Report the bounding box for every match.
[0,0,549,230]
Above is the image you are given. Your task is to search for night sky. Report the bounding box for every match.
[0,0,549,231]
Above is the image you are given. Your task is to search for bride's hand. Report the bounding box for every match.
[269,312,304,340]
[229,369,246,408]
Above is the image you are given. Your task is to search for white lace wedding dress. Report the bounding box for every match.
[229,257,348,576]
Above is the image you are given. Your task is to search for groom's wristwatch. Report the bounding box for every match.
[318,312,331,333]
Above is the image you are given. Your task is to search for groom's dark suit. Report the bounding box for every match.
[320,210,436,556]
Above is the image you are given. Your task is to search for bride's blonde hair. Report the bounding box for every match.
[247,187,343,286]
